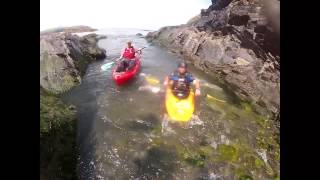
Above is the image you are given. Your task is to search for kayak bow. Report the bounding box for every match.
[112,55,141,85]
[165,87,195,122]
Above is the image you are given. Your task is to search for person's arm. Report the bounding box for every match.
[136,47,145,54]
[136,48,142,55]
[163,76,169,86]
[194,79,201,96]
[132,47,139,56]
[164,75,174,86]
[189,75,200,96]
[119,48,124,59]
[194,79,200,89]
[133,47,142,56]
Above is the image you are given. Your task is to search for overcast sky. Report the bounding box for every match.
[40,0,211,31]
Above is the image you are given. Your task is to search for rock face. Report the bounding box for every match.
[146,0,280,118]
[40,87,77,180]
[40,27,106,179]
[40,32,106,94]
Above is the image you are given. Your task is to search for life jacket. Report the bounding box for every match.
[123,46,135,59]
[171,71,192,99]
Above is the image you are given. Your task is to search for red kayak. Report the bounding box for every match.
[112,55,141,86]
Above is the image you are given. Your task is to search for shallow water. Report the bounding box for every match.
[62,28,279,180]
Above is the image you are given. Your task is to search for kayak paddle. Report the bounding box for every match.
[100,57,120,71]
[101,61,115,71]
[136,46,146,54]
[206,94,226,103]
[141,73,226,102]
[145,76,160,85]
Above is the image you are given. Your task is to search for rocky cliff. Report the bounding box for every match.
[40,87,77,180]
[40,31,106,94]
[146,0,280,119]
[40,26,106,180]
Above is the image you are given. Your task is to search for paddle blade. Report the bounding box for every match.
[203,82,223,91]
[145,76,160,85]
[206,94,226,103]
[101,62,114,71]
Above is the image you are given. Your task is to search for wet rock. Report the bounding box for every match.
[235,57,250,65]
[228,15,250,26]
[40,30,106,94]
[40,87,77,179]
[80,34,107,59]
[221,69,231,75]
[210,0,233,11]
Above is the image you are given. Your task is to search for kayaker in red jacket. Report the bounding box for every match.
[116,41,140,72]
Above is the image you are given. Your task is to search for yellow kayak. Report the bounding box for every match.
[165,87,195,122]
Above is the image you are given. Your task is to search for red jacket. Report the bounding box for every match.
[122,46,136,59]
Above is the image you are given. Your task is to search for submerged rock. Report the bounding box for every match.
[146,0,280,118]
[40,31,106,94]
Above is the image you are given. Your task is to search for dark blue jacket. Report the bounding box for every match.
[169,71,194,85]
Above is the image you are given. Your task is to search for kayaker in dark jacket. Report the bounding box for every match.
[164,62,201,98]
[116,41,141,72]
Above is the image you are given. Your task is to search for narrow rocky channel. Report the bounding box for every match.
[61,28,279,180]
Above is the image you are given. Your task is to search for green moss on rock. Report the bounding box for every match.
[40,88,77,180]
[217,144,239,162]
[182,152,206,167]
[235,168,253,180]
[254,158,264,169]
[241,102,253,112]
[239,174,253,180]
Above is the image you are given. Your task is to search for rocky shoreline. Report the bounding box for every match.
[40,26,106,179]
[40,25,97,35]
[40,29,106,94]
[146,0,280,119]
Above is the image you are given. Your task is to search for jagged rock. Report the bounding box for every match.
[146,0,280,117]
[235,57,250,65]
[221,69,231,75]
[40,31,106,94]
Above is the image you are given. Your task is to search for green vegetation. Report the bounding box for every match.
[239,174,254,180]
[254,158,264,169]
[217,144,239,162]
[182,152,206,167]
[40,88,77,180]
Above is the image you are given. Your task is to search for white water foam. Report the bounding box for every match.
[138,85,161,94]
[188,115,204,126]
